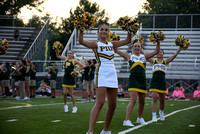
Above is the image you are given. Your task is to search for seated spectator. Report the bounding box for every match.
[171,84,185,99]
[13,29,20,41]
[179,86,185,99]
[44,74,50,86]
[36,81,51,96]
[117,84,124,98]
[193,86,200,101]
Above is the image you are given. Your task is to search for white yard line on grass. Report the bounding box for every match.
[0,101,86,110]
[118,105,200,134]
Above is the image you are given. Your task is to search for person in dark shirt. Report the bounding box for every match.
[48,63,58,98]
[29,63,37,98]
[13,29,20,41]
[89,59,96,101]
[16,60,26,100]
[0,64,5,96]
[1,63,11,97]
[82,60,90,102]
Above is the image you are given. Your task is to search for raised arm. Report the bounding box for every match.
[144,41,160,62]
[112,32,132,48]
[141,48,154,65]
[165,47,182,65]
[75,60,86,70]
[114,48,130,61]
[79,31,97,50]
[56,51,67,60]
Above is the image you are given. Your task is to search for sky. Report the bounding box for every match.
[19,0,147,24]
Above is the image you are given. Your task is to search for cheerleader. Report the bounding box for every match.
[115,41,160,126]
[79,23,132,134]
[56,50,85,113]
[149,47,182,122]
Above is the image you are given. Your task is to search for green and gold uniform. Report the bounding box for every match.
[128,54,147,93]
[62,58,76,88]
[149,60,167,93]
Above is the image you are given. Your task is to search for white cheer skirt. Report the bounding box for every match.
[94,63,118,88]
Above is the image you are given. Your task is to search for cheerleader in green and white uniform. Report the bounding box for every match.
[115,41,160,126]
[148,47,182,122]
[57,50,85,113]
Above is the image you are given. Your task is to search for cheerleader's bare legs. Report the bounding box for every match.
[88,87,117,133]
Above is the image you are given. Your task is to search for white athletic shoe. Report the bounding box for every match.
[72,106,77,113]
[64,105,68,112]
[159,111,165,121]
[152,116,157,122]
[100,129,111,134]
[136,117,147,125]
[24,97,30,100]
[16,96,21,100]
[86,132,93,134]
[123,120,134,126]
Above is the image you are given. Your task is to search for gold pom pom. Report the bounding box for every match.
[74,12,96,32]
[70,65,79,77]
[149,31,165,44]
[132,34,143,45]
[52,41,64,54]
[0,39,9,55]
[107,31,120,42]
[175,36,190,50]
[116,16,140,34]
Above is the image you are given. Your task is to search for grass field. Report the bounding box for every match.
[0,96,200,134]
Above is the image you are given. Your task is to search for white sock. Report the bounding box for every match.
[152,112,156,117]
[159,110,163,114]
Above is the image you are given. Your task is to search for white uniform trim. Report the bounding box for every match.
[130,54,146,63]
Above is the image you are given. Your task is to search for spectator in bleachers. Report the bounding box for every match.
[114,40,160,126]
[30,63,37,98]
[13,29,20,41]
[48,63,58,98]
[117,84,124,98]
[193,85,200,101]
[56,50,85,113]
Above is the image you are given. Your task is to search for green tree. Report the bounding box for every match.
[0,0,45,26]
[50,0,109,60]
[143,0,200,14]
[0,0,44,15]
[56,0,109,45]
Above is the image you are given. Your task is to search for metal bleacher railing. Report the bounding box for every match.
[138,14,200,31]
[23,18,49,60]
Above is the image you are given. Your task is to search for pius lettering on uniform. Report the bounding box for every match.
[154,64,166,70]
[100,46,114,52]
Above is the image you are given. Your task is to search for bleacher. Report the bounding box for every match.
[0,26,39,62]
[72,28,200,80]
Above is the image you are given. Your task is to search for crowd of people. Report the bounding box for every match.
[0,24,199,134]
